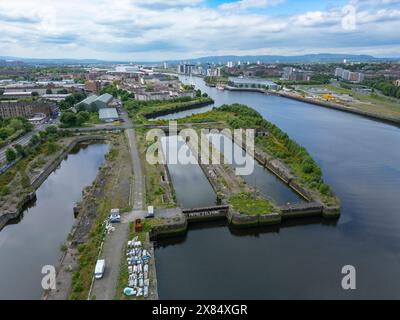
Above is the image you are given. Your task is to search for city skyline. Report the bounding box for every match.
[0,0,399,61]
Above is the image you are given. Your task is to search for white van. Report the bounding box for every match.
[146,206,154,218]
[95,259,105,279]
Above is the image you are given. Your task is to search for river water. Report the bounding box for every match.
[154,75,400,299]
[0,143,108,299]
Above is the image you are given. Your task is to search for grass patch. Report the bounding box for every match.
[229,193,273,215]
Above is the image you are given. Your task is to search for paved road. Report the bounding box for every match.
[91,223,129,300]
[91,116,145,300]
[126,128,144,211]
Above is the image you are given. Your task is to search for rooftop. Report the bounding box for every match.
[99,107,118,119]
[80,95,98,105]
[97,93,113,104]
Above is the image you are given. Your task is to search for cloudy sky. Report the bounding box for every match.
[0,0,399,61]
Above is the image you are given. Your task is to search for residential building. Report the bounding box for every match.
[85,80,101,93]
[0,100,56,118]
[282,67,312,81]
[206,68,222,77]
[335,68,365,83]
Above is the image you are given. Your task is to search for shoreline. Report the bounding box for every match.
[0,135,108,231]
[222,85,400,127]
[145,99,214,120]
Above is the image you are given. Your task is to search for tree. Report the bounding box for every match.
[46,89,53,94]
[45,125,58,135]
[9,118,24,131]
[14,144,26,158]
[31,92,39,97]
[60,112,77,126]
[29,134,40,146]
[5,148,17,162]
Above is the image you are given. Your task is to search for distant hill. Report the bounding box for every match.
[0,56,127,65]
[167,53,397,64]
[0,53,398,66]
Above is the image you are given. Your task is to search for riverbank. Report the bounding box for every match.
[225,84,400,126]
[274,91,400,127]
[44,133,132,300]
[171,104,339,209]
[124,96,214,124]
[0,134,110,231]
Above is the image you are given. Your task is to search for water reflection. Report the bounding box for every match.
[0,143,108,299]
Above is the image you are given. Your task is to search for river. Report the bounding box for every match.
[154,75,400,299]
[0,143,108,300]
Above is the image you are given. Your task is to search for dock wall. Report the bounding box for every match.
[0,135,109,231]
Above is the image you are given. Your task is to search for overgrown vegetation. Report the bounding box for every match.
[0,116,33,148]
[124,96,214,124]
[229,192,274,215]
[178,104,338,206]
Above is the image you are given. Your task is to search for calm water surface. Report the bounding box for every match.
[155,75,400,299]
[0,143,108,299]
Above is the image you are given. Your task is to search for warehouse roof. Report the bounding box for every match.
[79,95,98,105]
[99,108,118,120]
[96,93,113,104]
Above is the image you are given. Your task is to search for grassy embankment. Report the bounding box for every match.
[297,83,400,121]
[124,96,214,124]
[69,135,132,300]
[176,104,339,207]
[135,126,177,209]
[0,128,70,212]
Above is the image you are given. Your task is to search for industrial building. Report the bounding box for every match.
[99,108,119,122]
[228,77,280,90]
[76,93,114,110]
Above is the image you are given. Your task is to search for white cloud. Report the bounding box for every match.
[0,0,398,60]
[219,0,284,10]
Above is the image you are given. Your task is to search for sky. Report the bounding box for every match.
[0,0,399,61]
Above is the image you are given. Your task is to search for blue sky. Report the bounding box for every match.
[0,0,399,61]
